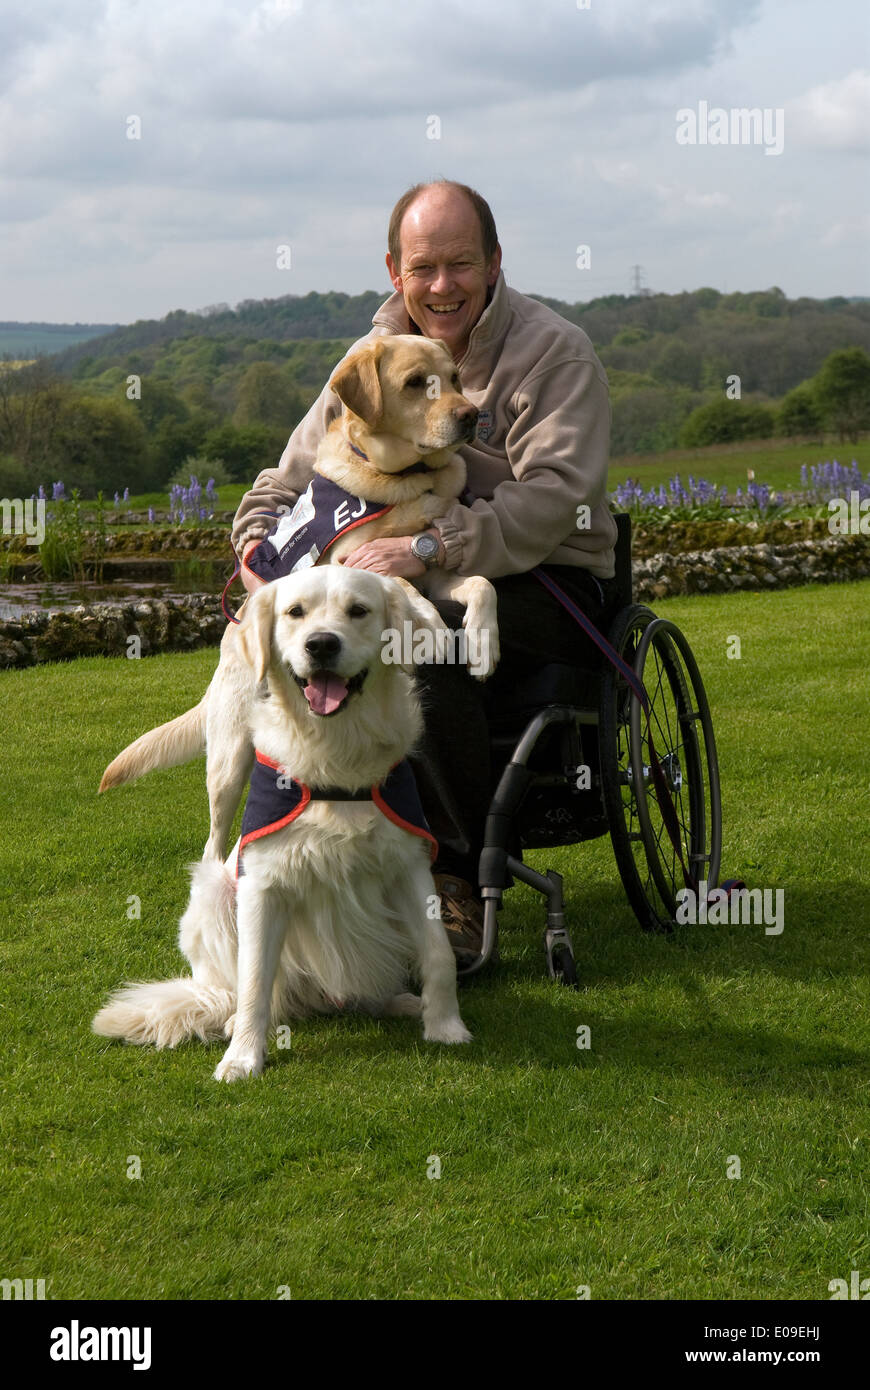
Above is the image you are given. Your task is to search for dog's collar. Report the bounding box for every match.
[308,785,372,801]
[348,442,430,477]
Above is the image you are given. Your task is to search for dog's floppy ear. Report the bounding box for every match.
[330,342,384,428]
[236,583,276,684]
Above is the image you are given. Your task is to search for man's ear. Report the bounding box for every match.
[237,584,276,684]
[330,342,384,428]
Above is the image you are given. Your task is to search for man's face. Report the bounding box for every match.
[385,192,501,362]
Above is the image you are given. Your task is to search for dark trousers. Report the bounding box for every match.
[407,566,621,887]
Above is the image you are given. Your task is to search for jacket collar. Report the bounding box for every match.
[371,271,512,389]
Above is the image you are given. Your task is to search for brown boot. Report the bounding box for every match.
[433,873,486,968]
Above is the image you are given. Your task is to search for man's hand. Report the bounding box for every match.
[342,535,434,579]
[240,539,267,595]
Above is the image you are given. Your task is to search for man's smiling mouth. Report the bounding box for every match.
[427,302,463,315]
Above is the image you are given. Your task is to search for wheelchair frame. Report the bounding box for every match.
[460,513,723,985]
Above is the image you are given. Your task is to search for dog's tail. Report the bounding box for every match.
[99,693,209,793]
[92,861,237,1049]
[91,978,235,1049]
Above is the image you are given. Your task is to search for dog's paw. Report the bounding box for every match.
[464,627,499,681]
[213,1048,264,1082]
[423,1016,473,1045]
[420,492,447,523]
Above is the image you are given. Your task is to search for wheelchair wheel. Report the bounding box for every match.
[599,605,722,931]
[549,942,578,987]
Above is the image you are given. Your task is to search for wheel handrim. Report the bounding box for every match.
[629,618,722,913]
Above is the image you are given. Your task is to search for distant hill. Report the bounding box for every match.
[41,286,870,404]
[3,288,867,495]
[0,321,119,358]
[47,292,387,373]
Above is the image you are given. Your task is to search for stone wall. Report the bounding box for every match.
[633,533,869,601]
[1,535,868,668]
[0,596,227,669]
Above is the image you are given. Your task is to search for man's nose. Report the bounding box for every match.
[428,266,453,294]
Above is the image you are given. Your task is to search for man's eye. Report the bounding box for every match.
[287,605,304,618]
[404,375,426,389]
[348,604,369,619]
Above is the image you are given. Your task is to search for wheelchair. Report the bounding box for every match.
[460,513,722,985]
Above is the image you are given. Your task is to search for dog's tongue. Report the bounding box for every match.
[303,673,348,715]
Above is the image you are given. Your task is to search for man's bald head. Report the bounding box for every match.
[387,181,498,267]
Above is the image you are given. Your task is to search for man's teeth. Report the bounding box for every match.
[429,303,461,313]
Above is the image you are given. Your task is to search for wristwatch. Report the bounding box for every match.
[410,531,442,568]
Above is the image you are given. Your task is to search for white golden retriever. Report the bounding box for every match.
[92,566,472,1081]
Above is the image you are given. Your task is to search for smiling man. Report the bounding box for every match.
[231,180,617,963]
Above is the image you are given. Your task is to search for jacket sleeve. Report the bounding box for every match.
[432,356,611,579]
[230,331,381,557]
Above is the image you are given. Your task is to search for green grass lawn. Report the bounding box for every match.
[1,581,868,1300]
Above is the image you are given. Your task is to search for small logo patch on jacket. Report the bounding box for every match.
[476,408,494,441]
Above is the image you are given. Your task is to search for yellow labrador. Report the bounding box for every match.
[99,336,499,862]
[93,567,472,1081]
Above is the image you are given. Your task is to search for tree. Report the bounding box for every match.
[132,377,189,433]
[777,385,824,438]
[650,339,702,389]
[678,396,776,447]
[148,414,212,489]
[233,362,306,430]
[812,347,870,442]
[610,387,704,456]
[54,395,149,494]
[0,360,71,472]
[201,423,288,482]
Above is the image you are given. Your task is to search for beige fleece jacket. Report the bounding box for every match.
[231,271,617,579]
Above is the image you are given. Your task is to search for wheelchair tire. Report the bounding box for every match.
[599,605,722,931]
[550,945,578,987]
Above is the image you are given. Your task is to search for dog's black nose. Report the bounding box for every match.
[454,404,479,438]
[304,631,342,665]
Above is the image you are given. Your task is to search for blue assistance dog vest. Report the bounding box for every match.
[243,474,393,583]
[237,750,437,877]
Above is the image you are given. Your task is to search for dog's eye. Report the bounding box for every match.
[404,375,426,389]
[451,374,461,388]
[348,604,369,619]
[286,605,305,619]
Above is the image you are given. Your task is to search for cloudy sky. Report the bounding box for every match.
[1,0,868,323]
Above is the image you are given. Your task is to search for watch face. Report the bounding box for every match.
[414,533,439,560]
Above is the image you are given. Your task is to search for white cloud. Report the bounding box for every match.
[791,69,870,151]
[0,0,866,319]
[820,213,870,247]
